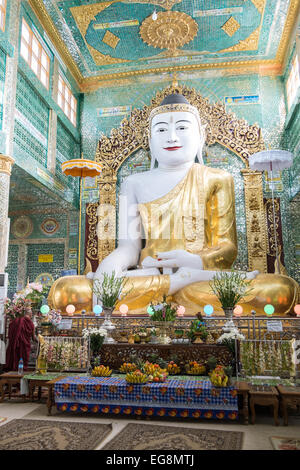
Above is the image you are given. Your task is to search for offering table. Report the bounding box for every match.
[54,376,238,421]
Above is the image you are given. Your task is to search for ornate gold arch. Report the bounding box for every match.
[88,84,268,271]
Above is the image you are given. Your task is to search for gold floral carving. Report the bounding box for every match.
[140,11,198,52]
[221,17,241,38]
[264,198,287,275]
[241,169,268,273]
[0,154,14,175]
[86,202,99,261]
[94,85,265,263]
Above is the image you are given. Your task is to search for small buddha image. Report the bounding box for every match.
[252,236,264,257]
[249,193,259,211]
[251,214,261,233]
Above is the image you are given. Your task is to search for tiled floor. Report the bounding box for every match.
[0,398,299,450]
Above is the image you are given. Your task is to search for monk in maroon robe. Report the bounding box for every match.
[5,315,35,371]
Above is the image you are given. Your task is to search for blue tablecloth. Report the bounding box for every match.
[54,376,238,420]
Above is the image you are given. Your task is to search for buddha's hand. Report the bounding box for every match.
[142,250,203,270]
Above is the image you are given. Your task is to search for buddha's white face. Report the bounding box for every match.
[150,111,201,168]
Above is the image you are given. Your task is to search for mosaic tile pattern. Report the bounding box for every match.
[26,242,65,283]
[5,244,19,298]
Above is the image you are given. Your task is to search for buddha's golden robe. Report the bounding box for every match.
[48,164,299,315]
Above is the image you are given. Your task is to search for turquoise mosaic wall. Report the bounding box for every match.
[56,118,80,188]
[13,71,49,167]
[5,245,19,298]
[0,46,6,130]
[26,243,65,283]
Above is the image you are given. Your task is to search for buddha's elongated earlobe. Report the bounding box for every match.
[149,138,157,169]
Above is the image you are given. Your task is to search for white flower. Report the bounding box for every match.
[82,327,107,338]
[217,329,245,343]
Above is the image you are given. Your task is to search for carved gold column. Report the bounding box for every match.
[97,168,117,263]
[0,154,14,272]
[241,168,268,273]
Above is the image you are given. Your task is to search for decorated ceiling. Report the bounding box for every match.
[30,0,299,87]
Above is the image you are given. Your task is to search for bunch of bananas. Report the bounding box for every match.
[167,361,181,375]
[92,365,112,377]
[143,361,163,375]
[209,365,228,387]
[125,370,148,383]
[119,362,137,373]
[185,361,206,375]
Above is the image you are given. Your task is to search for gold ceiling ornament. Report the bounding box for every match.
[219,25,260,52]
[102,30,120,49]
[219,0,266,53]
[221,16,241,38]
[251,0,267,15]
[71,2,126,65]
[123,0,182,10]
[140,11,198,52]
[86,43,127,66]
[94,85,265,263]
[70,2,114,37]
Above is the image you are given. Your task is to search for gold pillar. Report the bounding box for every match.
[241,168,268,273]
[0,154,14,272]
[97,168,117,263]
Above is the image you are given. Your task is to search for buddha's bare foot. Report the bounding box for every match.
[246,270,260,279]
[123,268,161,277]
[168,267,217,294]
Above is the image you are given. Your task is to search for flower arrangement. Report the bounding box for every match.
[16,282,49,308]
[47,309,62,327]
[148,295,177,322]
[93,271,131,309]
[82,327,107,354]
[4,296,32,320]
[240,340,294,377]
[40,338,89,371]
[216,329,245,354]
[209,270,252,309]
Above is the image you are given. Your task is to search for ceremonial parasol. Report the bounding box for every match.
[249,150,293,274]
[62,156,102,275]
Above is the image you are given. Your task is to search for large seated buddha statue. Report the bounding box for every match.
[48,93,299,316]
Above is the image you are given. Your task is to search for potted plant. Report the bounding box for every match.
[93,271,131,343]
[148,295,177,344]
[209,270,252,330]
[187,319,208,343]
[82,327,107,367]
